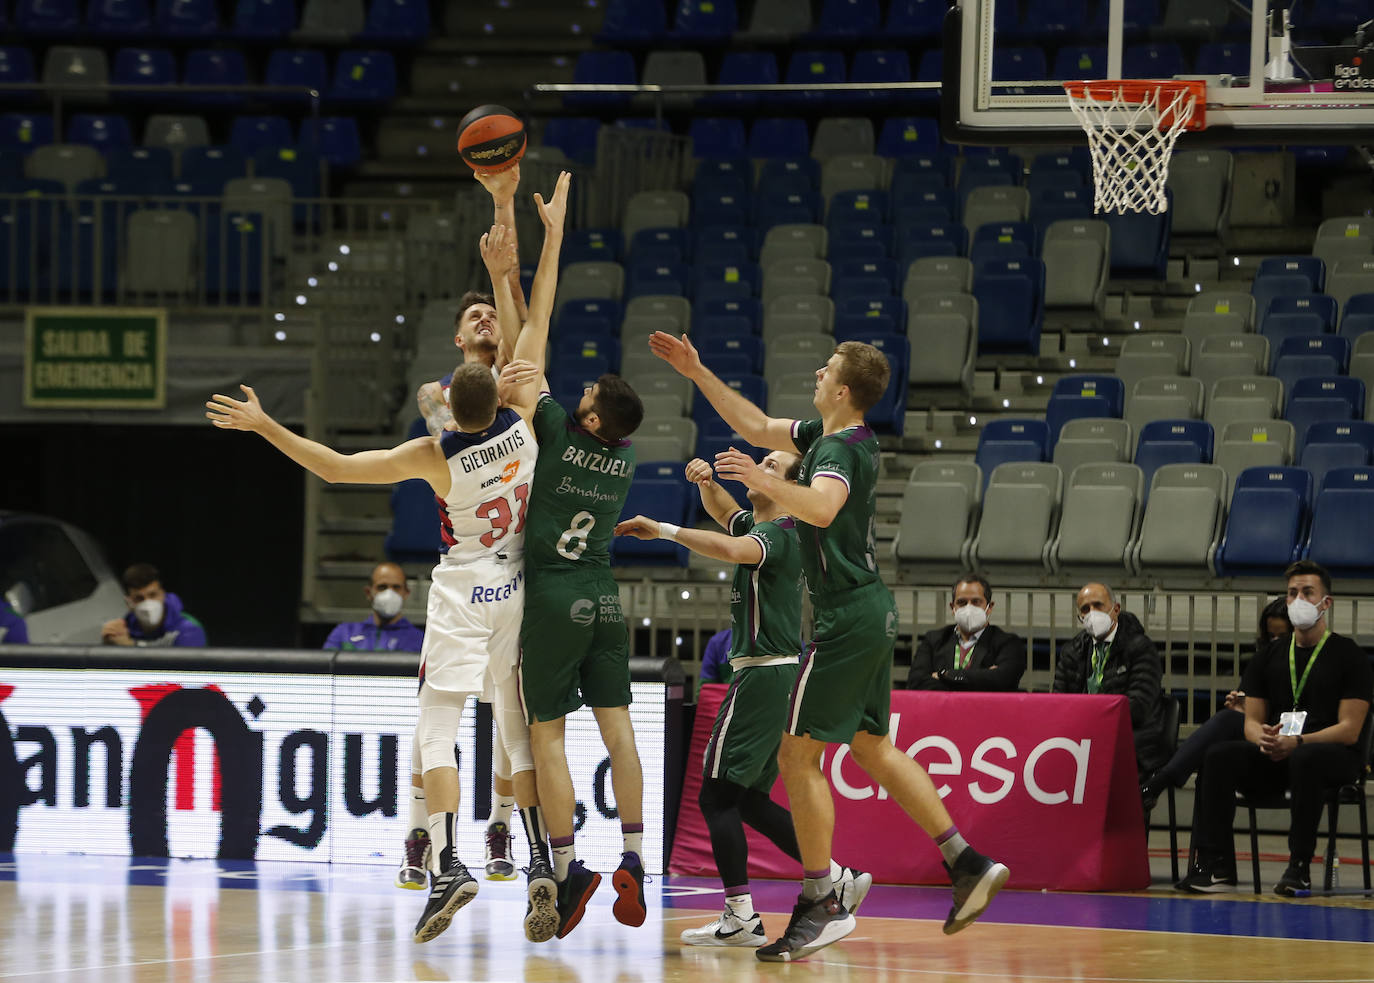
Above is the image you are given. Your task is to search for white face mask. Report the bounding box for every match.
[1287,597,1326,631]
[372,588,404,620]
[133,598,164,630]
[954,604,988,635]
[1081,609,1114,640]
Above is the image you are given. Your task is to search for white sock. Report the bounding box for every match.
[490,794,515,828]
[725,893,755,921]
[407,783,427,833]
[829,859,843,881]
[622,825,643,858]
[552,840,575,881]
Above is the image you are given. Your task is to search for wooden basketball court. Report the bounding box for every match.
[3,839,1372,983]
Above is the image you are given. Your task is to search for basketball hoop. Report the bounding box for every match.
[1063,79,1206,215]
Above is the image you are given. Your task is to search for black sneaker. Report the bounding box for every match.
[1175,863,1238,894]
[611,850,647,927]
[413,864,478,943]
[942,847,1010,935]
[554,860,602,939]
[755,890,855,963]
[524,854,558,943]
[1274,859,1312,897]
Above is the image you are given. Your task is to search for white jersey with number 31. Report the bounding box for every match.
[436,408,538,564]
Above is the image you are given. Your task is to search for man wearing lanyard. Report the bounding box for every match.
[905,575,1026,691]
[1178,560,1373,896]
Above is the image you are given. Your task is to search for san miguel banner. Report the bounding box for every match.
[671,688,1150,891]
[0,668,670,873]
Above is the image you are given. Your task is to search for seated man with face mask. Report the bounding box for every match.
[906,574,1026,691]
[101,562,207,648]
[324,561,425,652]
[1052,582,1168,781]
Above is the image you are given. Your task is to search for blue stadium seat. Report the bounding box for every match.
[1195,41,1250,77]
[834,257,896,291]
[549,354,610,394]
[66,113,131,149]
[671,0,736,40]
[956,153,1021,202]
[231,115,292,153]
[597,0,666,42]
[1272,332,1349,376]
[87,0,151,36]
[695,186,749,227]
[630,227,687,264]
[16,0,80,32]
[813,0,881,36]
[697,334,763,373]
[1303,467,1374,575]
[613,479,690,566]
[972,257,1044,355]
[850,50,911,102]
[689,117,746,159]
[0,47,36,92]
[991,46,1048,92]
[692,373,764,430]
[1029,187,1092,243]
[753,189,821,229]
[1133,419,1214,503]
[627,260,688,299]
[181,49,248,107]
[1263,293,1338,333]
[782,50,846,107]
[1258,255,1325,293]
[1251,273,1314,319]
[877,116,940,157]
[56,210,118,298]
[894,187,958,225]
[563,228,623,266]
[972,220,1037,256]
[694,296,761,332]
[693,260,758,301]
[103,146,173,187]
[693,224,750,265]
[836,294,903,331]
[360,0,429,41]
[891,153,954,191]
[1122,42,1185,79]
[253,147,320,206]
[112,47,176,99]
[298,116,360,168]
[264,49,328,105]
[696,156,750,186]
[896,222,964,265]
[385,420,443,562]
[555,332,620,368]
[1287,376,1367,452]
[180,145,247,186]
[1019,0,1089,39]
[1093,0,1158,33]
[828,189,887,228]
[202,210,265,302]
[1299,420,1374,491]
[541,117,600,164]
[1052,44,1109,80]
[701,51,777,111]
[231,0,295,37]
[158,0,218,34]
[1214,466,1312,577]
[557,298,622,334]
[757,155,819,192]
[694,314,756,343]
[1102,195,1171,277]
[975,419,1050,491]
[885,0,944,40]
[749,117,810,159]
[329,50,396,104]
[1045,375,1125,444]
[830,223,889,259]
[567,50,635,111]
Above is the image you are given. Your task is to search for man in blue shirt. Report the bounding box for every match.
[324,561,424,652]
[101,563,206,648]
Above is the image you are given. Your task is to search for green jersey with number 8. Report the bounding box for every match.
[525,393,636,572]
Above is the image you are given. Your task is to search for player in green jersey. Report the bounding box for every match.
[648,332,1010,962]
[616,450,873,948]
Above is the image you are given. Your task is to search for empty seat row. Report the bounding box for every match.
[9,0,426,41]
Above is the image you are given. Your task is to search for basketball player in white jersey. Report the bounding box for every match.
[208,170,572,946]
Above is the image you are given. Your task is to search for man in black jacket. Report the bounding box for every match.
[906,575,1026,691]
[1052,582,1169,780]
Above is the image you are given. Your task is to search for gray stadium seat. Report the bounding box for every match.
[297,0,365,37]
[1114,335,1190,396]
[963,186,1030,236]
[1165,150,1232,236]
[1051,462,1143,572]
[1313,216,1374,271]
[624,294,691,333]
[1327,257,1374,314]
[122,210,197,294]
[768,392,817,421]
[1350,334,1374,420]
[1125,376,1204,431]
[638,394,685,419]
[622,190,690,242]
[1042,219,1109,311]
[903,256,973,302]
[143,114,210,149]
[622,362,694,409]
[765,351,824,380]
[1183,291,1254,348]
[1214,419,1295,504]
[1194,335,1269,402]
[893,461,983,566]
[621,314,679,346]
[742,0,812,39]
[820,154,887,201]
[907,292,976,391]
[763,294,834,338]
[970,461,1063,571]
[760,224,827,263]
[1053,417,1132,477]
[223,176,290,256]
[637,417,697,456]
[1131,463,1226,573]
[767,332,835,362]
[1205,375,1283,433]
[631,435,687,462]
[24,144,103,192]
[42,46,109,104]
[640,51,706,110]
[762,258,830,303]
[813,120,876,161]
[555,261,625,315]
[766,371,817,417]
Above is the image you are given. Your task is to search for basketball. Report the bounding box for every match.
[457,105,526,174]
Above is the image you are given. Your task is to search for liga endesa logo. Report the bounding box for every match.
[0,681,397,858]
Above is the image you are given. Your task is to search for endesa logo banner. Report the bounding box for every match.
[0,670,667,873]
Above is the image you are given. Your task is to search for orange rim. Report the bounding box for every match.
[1064,78,1207,131]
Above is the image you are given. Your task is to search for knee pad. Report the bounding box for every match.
[416,699,465,774]
[492,674,535,776]
[492,739,512,783]
[412,721,423,778]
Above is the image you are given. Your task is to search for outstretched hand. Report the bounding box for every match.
[480,223,519,278]
[498,359,540,405]
[647,331,703,378]
[474,163,520,206]
[714,447,764,488]
[206,384,271,432]
[614,515,661,541]
[534,170,572,231]
[684,457,714,486]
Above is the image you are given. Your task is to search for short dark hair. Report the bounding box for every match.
[591,374,644,443]
[952,573,992,605]
[122,563,160,593]
[1284,559,1332,596]
[1258,597,1292,645]
[782,454,802,482]
[833,341,890,413]
[447,362,499,431]
[454,290,495,327]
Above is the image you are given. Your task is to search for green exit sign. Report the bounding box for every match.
[24,308,168,409]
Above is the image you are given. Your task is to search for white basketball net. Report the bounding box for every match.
[1065,83,1198,215]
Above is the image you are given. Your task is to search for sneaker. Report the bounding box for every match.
[1175,863,1238,894]
[834,866,874,915]
[756,891,855,963]
[484,821,517,881]
[942,847,1010,936]
[524,855,558,943]
[1274,859,1312,897]
[611,851,647,927]
[680,908,768,947]
[412,864,478,943]
[395,827,429,890]
[555,860,602,939]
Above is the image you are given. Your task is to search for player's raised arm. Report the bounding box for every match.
[648,331,797,452]
[715,446,848,528]
[475,164,529,355]
[686,457,743,531]
[481,220,522,374]
[615,515,763,567]
[511,170,570,373]
[207,384,451,496]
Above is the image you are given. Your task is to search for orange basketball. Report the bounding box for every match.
[457,105,527,174]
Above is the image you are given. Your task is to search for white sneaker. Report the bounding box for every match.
[679,909,768,947]
[835,866,874,915]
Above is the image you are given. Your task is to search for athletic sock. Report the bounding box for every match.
[519,805,549,865]
[935,826,969,866]
[829,859,843,880]
[802,868,832,902]
[551,834,575,881]
[491,794,516,828]
[621,822,643,858]
[724,892,755,921]
[428,812,460,873]
[407,783,427,834]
